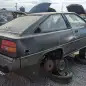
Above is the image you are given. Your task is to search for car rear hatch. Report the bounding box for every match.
[29,3,51,13]
[0,15,43,74]
[67,4,85,14]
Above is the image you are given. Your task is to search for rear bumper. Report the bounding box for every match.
[0,54,20,73]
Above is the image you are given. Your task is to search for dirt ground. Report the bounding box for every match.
[0,57,86,86]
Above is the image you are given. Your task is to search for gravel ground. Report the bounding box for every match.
[0,57,86,86]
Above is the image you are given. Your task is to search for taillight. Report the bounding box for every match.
[2,40,16,48]
[0,40,16,57]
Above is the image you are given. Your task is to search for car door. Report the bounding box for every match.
[33,14,75,55]
[65,13,86,50]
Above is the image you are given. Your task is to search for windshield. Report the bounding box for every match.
[0,15,42,34]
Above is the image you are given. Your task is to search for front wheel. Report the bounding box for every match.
[75,48,86,64]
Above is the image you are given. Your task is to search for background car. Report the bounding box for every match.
[67,4,86,20]
[0,10,27,26]
[0,3,55,26]
[29,3,56,13]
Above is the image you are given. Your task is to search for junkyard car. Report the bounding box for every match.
[0,12,86,79]
[67,4,86,20]
[0,10,27,26]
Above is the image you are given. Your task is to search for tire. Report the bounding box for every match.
[50,72,72,83]
[75,54,86,65]
[40,58,55,77]
[49,58,73,82]
[75,48,86,65]
[79,48,86,59]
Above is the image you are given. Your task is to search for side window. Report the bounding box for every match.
[39,14,67,33]
[65,14,86,28]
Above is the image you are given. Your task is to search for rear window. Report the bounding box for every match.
[0,15,42,34]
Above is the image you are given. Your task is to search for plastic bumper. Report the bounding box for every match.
[0,54,20,73]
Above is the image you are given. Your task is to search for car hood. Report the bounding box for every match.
[67,4,85,14]
[29,3,51,13]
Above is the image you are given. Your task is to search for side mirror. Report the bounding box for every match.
[34,28,41,33]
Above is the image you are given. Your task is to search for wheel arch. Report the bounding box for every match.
[40,48,64,62]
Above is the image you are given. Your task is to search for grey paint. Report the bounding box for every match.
[0,12,86,73]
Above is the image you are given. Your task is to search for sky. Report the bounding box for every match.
[0,0,86,12]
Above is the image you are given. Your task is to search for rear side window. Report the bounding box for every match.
[39,14,67,33]
[65,14,86,28]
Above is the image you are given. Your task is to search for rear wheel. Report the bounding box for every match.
[42,53,72,80]
[40,58,55,77]
[43,59,55,72]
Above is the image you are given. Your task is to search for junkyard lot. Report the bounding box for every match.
[0,57,86,86]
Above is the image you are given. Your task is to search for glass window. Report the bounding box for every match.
[65,14,86,28]
[0,15,42,35]
[40,14,67,33]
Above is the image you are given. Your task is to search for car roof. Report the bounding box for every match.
[0,12,76,37]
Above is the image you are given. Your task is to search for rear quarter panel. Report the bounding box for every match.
[17,28,75,67]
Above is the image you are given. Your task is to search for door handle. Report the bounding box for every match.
[75,30,78,33]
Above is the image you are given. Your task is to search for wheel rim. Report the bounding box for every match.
[59,60,65,71]
[44,59,55,72]
[56,60,65,71]
[56,59,67,76]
